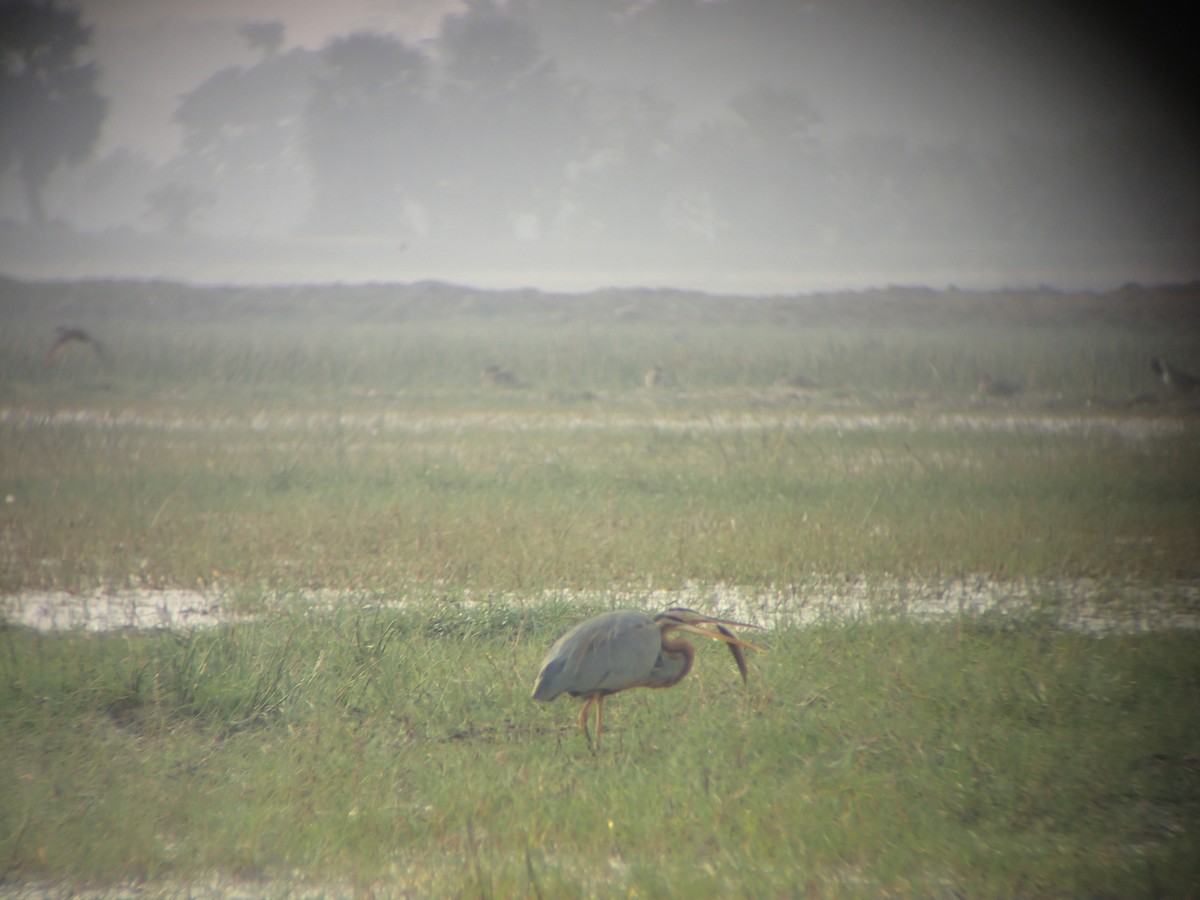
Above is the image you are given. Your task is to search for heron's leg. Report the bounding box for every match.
[594,695,605,751]
[579,695,595,747]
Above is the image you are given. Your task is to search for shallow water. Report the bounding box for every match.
[5,577,1197,636]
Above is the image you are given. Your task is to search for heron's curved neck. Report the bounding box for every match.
[657,629,695,688]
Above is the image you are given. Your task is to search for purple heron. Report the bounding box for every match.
[531,607,762,749]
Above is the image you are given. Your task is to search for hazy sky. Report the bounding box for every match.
[3,0,1196,293]
[79,0,1184,161]
[82,0,464,161]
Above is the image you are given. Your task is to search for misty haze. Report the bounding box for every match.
[4,3,1200,896]
[1,0,1197,292]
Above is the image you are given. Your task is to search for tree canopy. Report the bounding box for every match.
[0,0,107,226]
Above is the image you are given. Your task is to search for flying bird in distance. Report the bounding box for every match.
[46,326,105,366]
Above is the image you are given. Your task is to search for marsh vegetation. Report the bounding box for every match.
[1,277,1198,895]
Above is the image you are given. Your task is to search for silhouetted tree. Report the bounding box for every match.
[441,0,540,89]
[672,86,829,245]
[0,0,107,226]
[145,182,214,234]
[560,87,681,242]
[304,32,435,234]
[432,1,583,240]
[239,21,284,60]
[172,50,317,233]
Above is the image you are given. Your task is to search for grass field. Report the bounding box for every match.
[3,608,1199,896]
[1,277,1199,896]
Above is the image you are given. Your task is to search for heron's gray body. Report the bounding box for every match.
[532,610,669,701]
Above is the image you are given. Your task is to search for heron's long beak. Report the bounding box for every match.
[660,607,761,632]
[674,621,763,651]
[674,621,764,683]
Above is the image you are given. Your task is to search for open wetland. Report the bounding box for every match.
[2,279,1199,896]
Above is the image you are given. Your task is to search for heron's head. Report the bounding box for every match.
[654,607,763,681]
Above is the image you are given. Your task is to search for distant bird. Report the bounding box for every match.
[531,607,762,750]
[644,365,674,389]
[1150,357,1200,393]
[46,326,105,367]
[482,365,522,388]
[976,373,1021,398]
[776,373,819,390]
